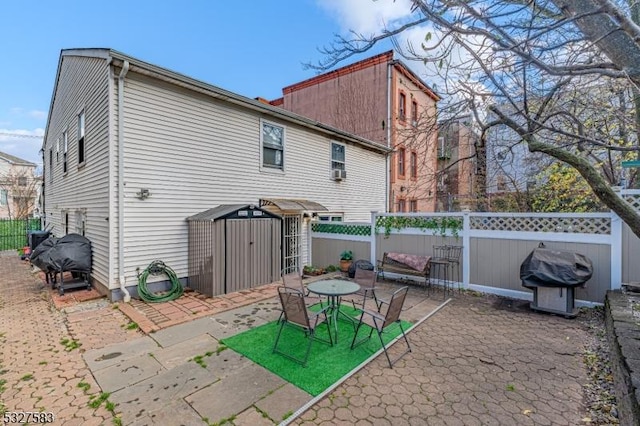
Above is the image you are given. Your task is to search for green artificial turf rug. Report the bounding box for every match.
[221,304,412,396]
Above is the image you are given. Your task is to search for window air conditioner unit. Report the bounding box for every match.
[331,169,347,180]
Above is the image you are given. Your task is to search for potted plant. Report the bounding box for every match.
[339,250,353,272]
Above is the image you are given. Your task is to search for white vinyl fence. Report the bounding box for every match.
[310,205,640,306]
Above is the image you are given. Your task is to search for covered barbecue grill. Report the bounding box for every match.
[520,245,593,318]
[30,233,92,295]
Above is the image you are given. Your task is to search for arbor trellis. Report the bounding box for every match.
[310,0,640,238]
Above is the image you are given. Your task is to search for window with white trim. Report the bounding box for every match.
[0,189,7,206]
[63,211,69,235]
[62,131,68,173]
[261,120,284,169]
[317,214,343,222]
[75,210,86,236]
[331,142,345,170]
[78,111,85,165]
[49,149,53,183]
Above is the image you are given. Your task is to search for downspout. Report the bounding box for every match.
[118,61,131,302]
[386,61,393,212]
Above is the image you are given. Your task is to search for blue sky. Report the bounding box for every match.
[0,0,419,167]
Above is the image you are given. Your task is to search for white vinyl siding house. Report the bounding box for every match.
[43,49,389,300]
[43,54,112,289]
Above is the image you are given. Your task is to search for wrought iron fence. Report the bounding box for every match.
[0,218,41,251]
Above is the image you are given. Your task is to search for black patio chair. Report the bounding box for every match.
[350,286,412,368]
[277,269,324,323]
[273,286,333,367]
[282,269,324,307]
[344,267,380,311]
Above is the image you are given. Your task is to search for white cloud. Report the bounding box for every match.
[317,0,414,34]
[29,110,47,120]
[0,128,44,166]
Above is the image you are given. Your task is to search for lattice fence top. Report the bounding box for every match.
[311,222,371,236]
[470,216,611,234]
[622,193,640,213]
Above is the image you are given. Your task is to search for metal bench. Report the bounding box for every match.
[377,252,431,289]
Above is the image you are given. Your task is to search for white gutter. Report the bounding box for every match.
[118,61,131,302]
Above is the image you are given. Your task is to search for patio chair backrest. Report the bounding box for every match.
[354,268,376,290]
[432,245,450,261]
[282,270,305,294]
[447,245,462,263]
[383,286,409,328]
[278,286,310,329]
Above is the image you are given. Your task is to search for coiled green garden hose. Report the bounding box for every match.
[137,260,183,303]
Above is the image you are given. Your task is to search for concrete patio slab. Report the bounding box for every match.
[128,398,205,426]
[206,300,281,340]
[186,362,287,423]
[150,333,220,369]
[234,407,278,426]
[200,346,254,380]
[92,352,164,392]
[82,336,159,371]
[148,316,219,347]
[255,383,312,424]
[110,361,219,419]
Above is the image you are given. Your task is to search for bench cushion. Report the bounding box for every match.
[385,252,431,273]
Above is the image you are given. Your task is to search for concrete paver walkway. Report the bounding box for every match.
[0,254,598,425]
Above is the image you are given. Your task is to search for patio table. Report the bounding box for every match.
[307,279,360,342]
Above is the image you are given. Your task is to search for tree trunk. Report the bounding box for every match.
[552,0,640,86]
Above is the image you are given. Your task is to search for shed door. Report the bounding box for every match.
[225,218,276,293]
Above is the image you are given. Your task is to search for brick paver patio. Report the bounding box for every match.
[0,253,599,425]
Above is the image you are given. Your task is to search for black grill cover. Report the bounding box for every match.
[348,259,374,278]
[30,236,58,272]
[520,247,593,288]
[30,234,92,273]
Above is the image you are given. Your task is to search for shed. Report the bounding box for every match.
[187,204,282,297]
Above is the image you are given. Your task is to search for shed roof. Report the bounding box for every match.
[187,204,280,221]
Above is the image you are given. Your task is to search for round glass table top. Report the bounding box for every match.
[307,279,360,296]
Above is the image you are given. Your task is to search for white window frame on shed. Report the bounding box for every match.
[260,119,285,172]
[331,142,345,170]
